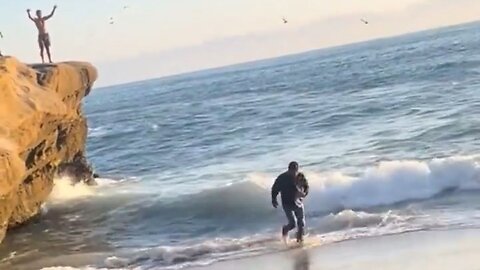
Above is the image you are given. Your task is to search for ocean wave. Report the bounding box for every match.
[123,156,480,223]
[303,155,480,212]
[43,155,480,231]
[318,209,410,232]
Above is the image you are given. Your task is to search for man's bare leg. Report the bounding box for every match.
[46,46,52,63]
[39,41,45,63]
[40,50,45,63]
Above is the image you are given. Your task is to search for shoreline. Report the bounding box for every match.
[4,228,479,269]
[190,228,480,270]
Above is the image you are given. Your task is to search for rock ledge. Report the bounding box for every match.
[0,57,97,243]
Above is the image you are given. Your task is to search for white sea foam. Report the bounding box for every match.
[251,155,480,213]
[319,209,408,231]
[47,177,120,203]
[48,177,96,202]
[87,127,109,138]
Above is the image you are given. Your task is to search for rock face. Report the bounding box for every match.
[0,57,97,243]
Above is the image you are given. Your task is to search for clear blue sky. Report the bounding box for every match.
[1,0,478,86]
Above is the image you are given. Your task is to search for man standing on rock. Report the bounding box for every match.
[27,5,57,63]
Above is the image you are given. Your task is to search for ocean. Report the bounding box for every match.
[1,21,480,270]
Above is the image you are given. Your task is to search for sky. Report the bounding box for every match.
[1,0,479,86]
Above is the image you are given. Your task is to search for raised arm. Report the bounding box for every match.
[44,5,57,20]
[26,9,34,21]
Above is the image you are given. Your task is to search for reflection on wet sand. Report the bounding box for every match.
[293,250,310,270]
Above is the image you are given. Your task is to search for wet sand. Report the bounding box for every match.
[191,229,480,270]
[2,229,478,269]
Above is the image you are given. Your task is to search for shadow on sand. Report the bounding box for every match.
[293,250,311,270]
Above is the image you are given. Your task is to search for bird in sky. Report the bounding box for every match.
[282,17,288,24]
[360,19,369,25]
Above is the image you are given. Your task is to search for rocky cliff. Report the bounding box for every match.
[0,57,97,243]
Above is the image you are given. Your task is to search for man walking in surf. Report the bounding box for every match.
[27,5,57,63]
[271,161,309,243]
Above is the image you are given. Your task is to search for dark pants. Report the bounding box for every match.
[282,204,305,241]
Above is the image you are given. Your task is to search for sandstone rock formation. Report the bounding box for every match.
[0,57,97,243]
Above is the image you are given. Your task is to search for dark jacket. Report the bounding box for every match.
[271,172,309,208]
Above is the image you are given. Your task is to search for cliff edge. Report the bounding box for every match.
[0,57,97,243]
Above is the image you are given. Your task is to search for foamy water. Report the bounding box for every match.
[29,155,480,270]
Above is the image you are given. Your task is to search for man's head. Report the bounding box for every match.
[288,161,299,174]
[36,10,42,18]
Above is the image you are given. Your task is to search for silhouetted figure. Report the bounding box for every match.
[27,6,57,63]
[272,161,309,243]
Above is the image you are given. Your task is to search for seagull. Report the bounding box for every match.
[109,17,114,24]
[360,19,369,25]
[0,32,3,38]
[123,5,129,9]
[282,17,288,24]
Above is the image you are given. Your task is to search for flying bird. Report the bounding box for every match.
[0,32,3,38]
[109,17,114,24]
[360,19,369,25]
[282,17,288,24]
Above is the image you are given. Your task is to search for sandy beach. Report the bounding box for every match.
[191,229,480,270]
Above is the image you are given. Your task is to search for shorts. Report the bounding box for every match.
[38,33,51,47]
